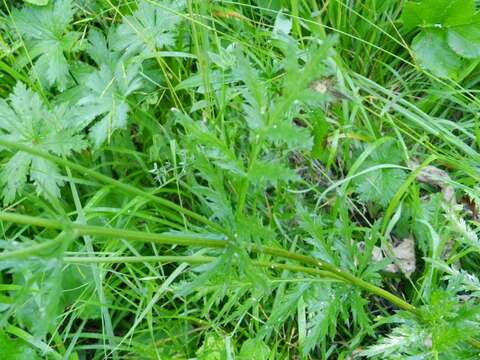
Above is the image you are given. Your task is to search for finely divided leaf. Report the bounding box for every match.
[12,0,80,90]
[79,30,144,146]
[112,0,186,57]
[0,152,31,205]
[0,83,88,203]
[354,142,407,207]
[249,161,299,187]
[267,121,313,150]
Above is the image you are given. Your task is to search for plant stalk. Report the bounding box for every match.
[0,211,416,313]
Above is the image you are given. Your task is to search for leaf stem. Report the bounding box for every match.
[0,211,416,313]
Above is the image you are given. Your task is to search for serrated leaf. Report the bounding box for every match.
[174,111,245,176]
[412,29,463,78]
[301,285,341,355]
[267,121,313,150]
[356,167,407,207]
[249,161,299,187]
[112,0,185,57]
[361,324,427,357]
[1,152,31,205]
[448,22,480,59]
[13,258,64,338]
[0,83,88,203]
[12,0,80,90]
[354,142,407,207]
[78,30,144,146]
[260,284,309,339]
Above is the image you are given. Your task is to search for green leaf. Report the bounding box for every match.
[401,2,424,31]
[412,29,463,78]
[238,339,270,360]
[0,331,40,360]
[267,121,313,150]
[12,0,80,90]
[0,152,31,205]
[401,0,476,31]
[249,161,299,187]
[301,285,341,355]
[175,111,246,176]
[443,0,477,27]
[112,0,186,57]
[79,30,144,146]
[311,110,329,159]
[272,11,292,38]
[260,284,309,339]
[13,258,64,338]
[62,264,100,320]
[355,168,407,208]
[196,334,227,360]
[354,142,407,207]
[448,21,480,58]
[0,83,88,203]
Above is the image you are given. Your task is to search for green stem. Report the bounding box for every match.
[258,245,417,313]
[0,211,226,248]
[0,211,416,313]
[62,255,344,281]
[0,138,224,234]
[64,255,215,264]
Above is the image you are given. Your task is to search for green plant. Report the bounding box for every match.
[402,0,480,78]
[0,0,480,358]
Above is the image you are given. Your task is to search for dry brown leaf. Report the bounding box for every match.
[413,164,451,187]
[357,237,416,277]
[409,161,455,203]
[390,236,416,277]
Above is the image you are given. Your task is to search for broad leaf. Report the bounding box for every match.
[448,20,480,58]
[401,0,476,31]
[195,334,226,360]
[412,29,463,78]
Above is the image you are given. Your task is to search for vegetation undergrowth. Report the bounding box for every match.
[1,0,480,358]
